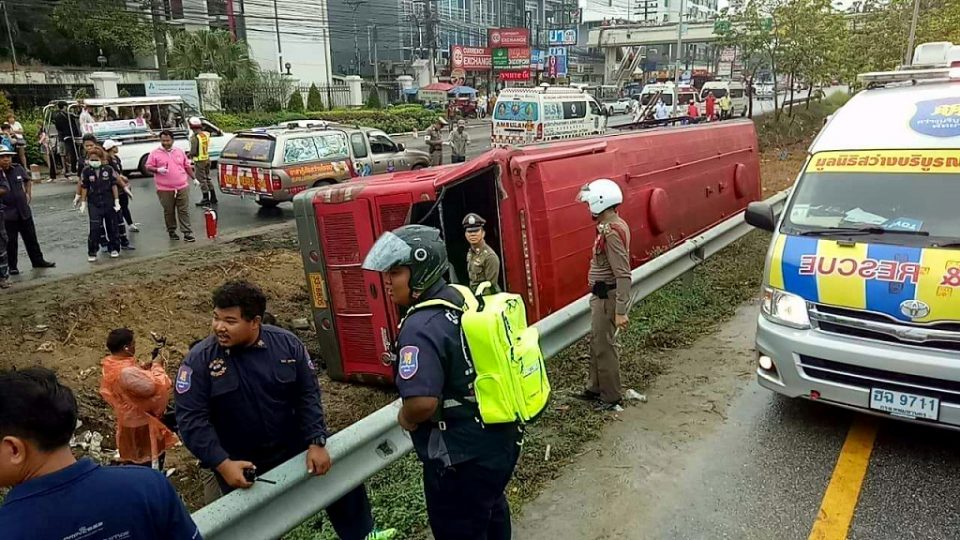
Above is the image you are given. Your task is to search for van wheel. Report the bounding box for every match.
[411,164,426,170]
[255,199,280,208]
[138,155,149,177]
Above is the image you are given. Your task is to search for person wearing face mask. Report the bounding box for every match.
[99,328,178,470]
[576,179,631,413]
[174,281,396,540]
[78,146,122,262]
[0,367,201,540]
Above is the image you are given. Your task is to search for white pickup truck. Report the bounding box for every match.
[43,96,234,176]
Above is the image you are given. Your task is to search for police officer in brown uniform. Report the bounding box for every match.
[426,117,448,166]
[577,179,631,412]
[463,213,500,293]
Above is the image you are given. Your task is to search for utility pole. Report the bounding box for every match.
[422,0,437,82]
[0,0,17,74]
[273,0,283,73]
[904,0,920,66]
[369,25,380,84]
[147,0,168,78]
[672,0,685,116]
[346,0,367,75]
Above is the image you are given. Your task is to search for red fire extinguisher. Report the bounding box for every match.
[204,208,218,239]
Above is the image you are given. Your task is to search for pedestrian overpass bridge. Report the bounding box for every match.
[588,22,719,48]
[587,22,722,85]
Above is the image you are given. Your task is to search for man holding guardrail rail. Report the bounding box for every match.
[174,281,396,540]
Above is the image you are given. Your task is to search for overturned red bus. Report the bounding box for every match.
[293,121,762,383]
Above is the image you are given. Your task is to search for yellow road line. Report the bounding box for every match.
[808,418,879,540]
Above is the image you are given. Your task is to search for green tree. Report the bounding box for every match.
[307,84,325,111]
[287,90,305,112]
[52,0,154,54]
[715,2,776,118]
[167,30,258,81]
[365,89,383,109]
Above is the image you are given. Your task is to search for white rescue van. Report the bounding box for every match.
[746,42,960,430]
[636,82,700,119]
[700,80,748,117]
[491,86,606,147]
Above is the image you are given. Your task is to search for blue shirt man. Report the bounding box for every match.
[0,367,201,540]
[174,280,394,540]
[1,459,201,540]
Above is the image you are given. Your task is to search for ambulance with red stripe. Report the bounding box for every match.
[491,85,606,147]
[746,43,960,428]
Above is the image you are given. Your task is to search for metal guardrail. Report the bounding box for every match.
[192,190,789,539]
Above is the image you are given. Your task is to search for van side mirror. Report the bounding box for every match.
[745,201,777,232]
[397,143,405,151]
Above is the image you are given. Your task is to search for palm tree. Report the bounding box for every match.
[167,30,259,81]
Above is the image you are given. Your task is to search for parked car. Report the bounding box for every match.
[218,122,431,207]
[340,125,431,176]
[602,97,637,116]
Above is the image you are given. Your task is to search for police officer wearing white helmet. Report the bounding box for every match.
[577,178,631,412]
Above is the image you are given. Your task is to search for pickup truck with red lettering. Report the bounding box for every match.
[218,122,429,208]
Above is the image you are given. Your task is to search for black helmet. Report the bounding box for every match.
[362,225,448,294]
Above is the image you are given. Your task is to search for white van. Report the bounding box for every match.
[700,80,748,118]
[43,96,234,176]
[635,82,700,120]
[491,86,606,147]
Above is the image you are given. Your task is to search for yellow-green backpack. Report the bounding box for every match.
[409,282,551,424]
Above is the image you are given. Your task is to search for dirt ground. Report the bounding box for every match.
[0,143,808,512]
[0,233,394,509]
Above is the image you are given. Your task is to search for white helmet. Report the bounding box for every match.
[188,116,203,128]
[578,178,623,215]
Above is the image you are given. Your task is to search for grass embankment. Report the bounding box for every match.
[286,91,853,540]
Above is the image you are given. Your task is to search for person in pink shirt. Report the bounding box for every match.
[145,130,196,242]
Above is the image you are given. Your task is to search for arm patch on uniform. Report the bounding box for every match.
[175,365,193,394]
[397,346,419,380]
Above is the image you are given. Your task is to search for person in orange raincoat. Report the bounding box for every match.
[705,91,716,121]
[99,328,178,469]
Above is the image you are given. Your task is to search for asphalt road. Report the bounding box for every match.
[514,303,960,540]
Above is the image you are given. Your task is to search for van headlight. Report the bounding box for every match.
[761,286,810,329]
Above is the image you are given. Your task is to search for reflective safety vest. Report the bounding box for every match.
[193,131,210,162]
[405,283,551,424]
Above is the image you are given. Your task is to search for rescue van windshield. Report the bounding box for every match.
[782,150,960,248]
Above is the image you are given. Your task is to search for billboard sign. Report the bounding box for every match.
[531,49,545,71]
[450,45,492,71]
[493,47,530,69]
[145,80,201,111]
[489,27,529,48]
[498,70,531,81]
[548,29,578,46]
